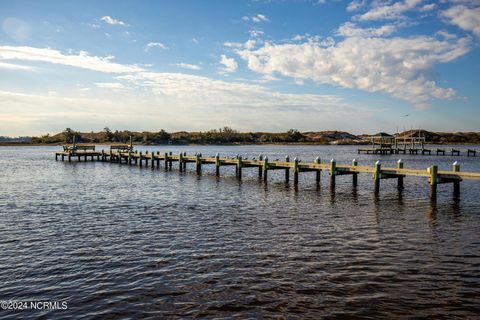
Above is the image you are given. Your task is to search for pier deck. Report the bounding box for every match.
[55,146,480,201]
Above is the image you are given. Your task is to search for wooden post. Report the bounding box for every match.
[215,153,220,176]
[293,157,299,185]
[68,153,71,162]
[139,152,143,167]
[179,152,183,172]
[330,159,336,188]
[314,157,321,186]
[453,161,460,196]
[258,155,263,179]
[145,150,149,167]
[397,159,404,190]
[196,153,201,174]
[156,151,160,167]
[164,152,169,170]
[102,149,105,162]
[352,159,358,187]
[169,152,173,169]
[237,156,243,180]
[374,160,381,194]
[429,165,438,200]
[235,154,239,176]
[151,151,155,169]
[183,152,187,170]
[285,156,290,183]
[263,156,268,182]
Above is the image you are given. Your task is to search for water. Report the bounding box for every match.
[1,145,479,319]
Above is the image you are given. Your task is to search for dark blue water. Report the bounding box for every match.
[1,145,479,319]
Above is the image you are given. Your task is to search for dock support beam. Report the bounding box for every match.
[179,152,183,172]
[285,156,290,183]
[151,151,155,169]
[352,159,358,187]
[330,159,336,188]
[139,152,143,167]
[237,156,243,180]
[215,153,220,176]
[429,165,438,200]
[196,153,201,174]
[397,159,404,190]
[453,162,460,196]
[293,158,299,185]
[374,161,381,194]
[315,157,321,186]
[263,157,268,182]
[258,155,263,179]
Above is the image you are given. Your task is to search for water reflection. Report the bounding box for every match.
[0,145,479,318]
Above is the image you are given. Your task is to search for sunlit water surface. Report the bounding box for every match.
[1,145,479,319]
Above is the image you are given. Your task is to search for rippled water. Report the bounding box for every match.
[1,145,480,319]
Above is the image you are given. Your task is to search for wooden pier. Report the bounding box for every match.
[55,144,480,201]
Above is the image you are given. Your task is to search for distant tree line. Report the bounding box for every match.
[30,127,307,144]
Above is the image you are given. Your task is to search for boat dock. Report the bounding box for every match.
[55,143,480,201]
[358,133,477,156]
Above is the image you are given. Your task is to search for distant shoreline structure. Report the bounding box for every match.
[1,128,480,146]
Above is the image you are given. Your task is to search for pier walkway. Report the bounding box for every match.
[55,145,480,201]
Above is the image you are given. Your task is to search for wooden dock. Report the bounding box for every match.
[358,147,477,156]
[55,145,480,201]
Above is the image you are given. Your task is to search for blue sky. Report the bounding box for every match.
[0,0,479,136]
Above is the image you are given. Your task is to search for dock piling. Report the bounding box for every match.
[429,165,438,200]
[330,159,336,188]
[315,157,321,186]
[179,152,183,172]
[237,156,243,180]
[374,161,381,194]
[196,153,201,174]
[215,153,220,176]
[285,156,290,183]
[453,162,460,196]
[258,155,263,179]
[352,159,358,187]
[263,157,268,182]
[293,158,299,185]
[397,159,404,190]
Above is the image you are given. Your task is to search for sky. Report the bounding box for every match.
[0,0,479,136]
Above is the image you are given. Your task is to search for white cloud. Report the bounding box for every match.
[144,42,167,51]
[235,32,471,107]
[95,82,125,89]
[0,46,142,73]
[219,54,238,73]
[253,14,269,22]
[356,0,422,21]
[347,0,365,12]
[173,63,202,70]
[0,46,143,73]
[337,22,397,37]
[0,61,35,71]
[100,16,127,26]
[243,14,269,22]
[249,29,264,38]
[420,3,437,11]
[442,5,480,37]
[224,41,243,48]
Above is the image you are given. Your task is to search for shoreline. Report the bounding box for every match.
[2,142,480,147]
